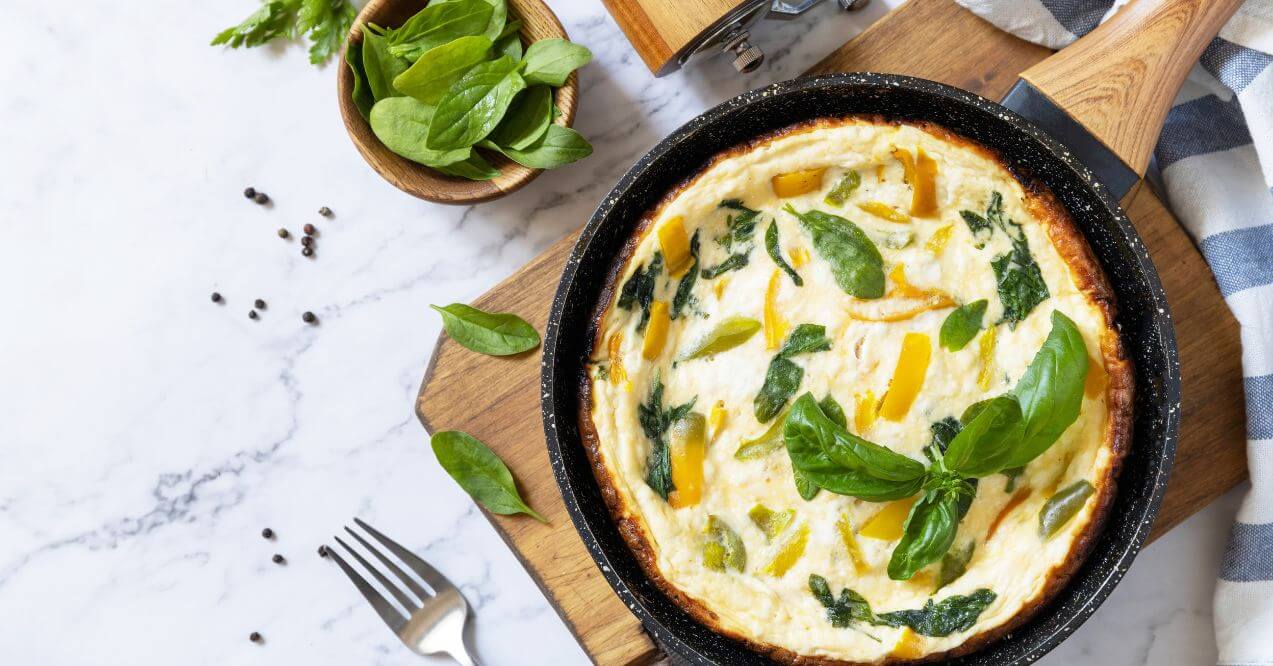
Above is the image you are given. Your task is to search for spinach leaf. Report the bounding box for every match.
[392,35,493,105]
[428,55,526,150]
[809,575,876,628]
[521,38,593,86]
[766,221,803,286]
[670,231,700,319]
[433,151,501,180]
[1000,311,1088,469]
[481,124,593,168]
[942,395,1023,477]
[753,325,832,422]
[488,85,553,150]
[793,468,820,500]
[700,252,748,279]
[992,232,1049,328]
[637,376,696,500]
[362,26,411,103]
[474,0,508,41]
[936,541,975,591]
[959,191,1004,248]
[939,299,988,351]
[888,486,962,580]
[430,302,540,355]
[875,589,997,637]
[784,205,884,299]
[494,20,523,59]
[369,97,472,168]
[824,170,861,207]
[716,199,761,250]
[432,430,547,522]
[388,0,493,61]
[819,395,848,429]
[345,33,374,120]
[616,253,663,332]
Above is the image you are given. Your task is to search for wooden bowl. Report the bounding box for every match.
[337,0,579,205]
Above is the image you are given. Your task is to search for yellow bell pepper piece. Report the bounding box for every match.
[1085,354,1105,399]
[879,333,932,421]
[762,523,809,576]
[860,494,920,540]
[708,400,728,441]
[890,628,925,659]
[858,200,910,223]
[912,147,939,217]
[607,331,629,389]
[925,224,954,255]
[854,390,879,433]
[789,246,810,268]
[657,216,693,277]
[713,277,729,299]
[843,265,958,324]
[764,270,787,351]
[642,300,670,360]
[892,147,916,185]
[836,513,870,574]
[875,163,886,181]
[668,413,707,508]
[771,168,826,198]
[977,326,997,391]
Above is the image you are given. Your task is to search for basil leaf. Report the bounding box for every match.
[939,300,988,351]
[701,252,748,279]
[362,27,410,103]
[678,316,760,360]
[929,417,962,454]
[432,430,547,522]
[936,541,975,591]
[819,395,848,429]
[1039,480,1095,537]
[369,97,472,167]
[942,395,1023,477]
[521,38,593,86]
[428,55,526,150]
[755,356,802,424]
[488,85,553,149]
[1000,311,1088,469]
[346,34,374,120]
[482,124,593,168]
[875,589,997,637]
[430,302,540,355]
[766,221,803,286]
[433,151,501,180]
[887,489,959,581]
[393,35,493,104]
[784,205,884,299]
[388,0,493,61]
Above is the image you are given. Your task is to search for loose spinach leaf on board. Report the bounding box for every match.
[942,395,1023,478]
[1001,311,1088,469]
[431,430,547,522]
[766,221,803,286]
[939,299,988,351]
[433,151,501,180]
[345,35,374,119]
[700,252,749,279]
[784,205,884,299]
[481,124,593,168]
[392,35,493,104]
[616,253,663,332]
[430,303,540,355]
[875,589,997,637]
[936,541,975,591]
[753,325,832,423]
[428,55,526,150]
[362,26,411,104]
[670,231,700,319]
[521,38,593,86]
[369,97,472,168]
[888,483,964,581]
[637,376,697,500]
[388,0,493,61]
[488,85,553,150]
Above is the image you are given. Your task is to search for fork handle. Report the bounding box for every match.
[449,646,479,666]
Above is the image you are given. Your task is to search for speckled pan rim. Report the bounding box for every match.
[541,72,1181,665]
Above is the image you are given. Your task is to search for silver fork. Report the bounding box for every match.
[326,518,479,666]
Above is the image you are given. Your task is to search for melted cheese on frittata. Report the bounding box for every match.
[588,120,1114,662]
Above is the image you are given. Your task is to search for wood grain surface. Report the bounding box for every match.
[416,0,1248,662]
[602,0,749,75]
[337,0,579,205]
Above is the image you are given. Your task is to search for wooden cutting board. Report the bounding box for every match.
[416,1,1248,662]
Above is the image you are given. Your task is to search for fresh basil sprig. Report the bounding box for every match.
[431,303,540,356]
[432,430,547,522]
[753,325,832,423]
[783,205,884,299]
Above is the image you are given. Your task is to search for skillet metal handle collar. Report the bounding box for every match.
[1007,0,1242,196]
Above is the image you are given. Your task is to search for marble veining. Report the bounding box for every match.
[0,1,1237,664]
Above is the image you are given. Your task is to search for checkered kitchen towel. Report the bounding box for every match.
[956,0,1273,663]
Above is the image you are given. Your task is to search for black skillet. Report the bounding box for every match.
[541,0,1237,662]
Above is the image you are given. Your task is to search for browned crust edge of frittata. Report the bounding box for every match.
[574,115,1135,665]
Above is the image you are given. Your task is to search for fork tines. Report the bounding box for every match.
[326,518,457,630]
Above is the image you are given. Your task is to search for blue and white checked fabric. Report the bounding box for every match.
[956,1,1273,663]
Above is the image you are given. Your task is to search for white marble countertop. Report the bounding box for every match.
[0,0,1243,663]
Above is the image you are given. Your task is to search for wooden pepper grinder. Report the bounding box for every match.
[603,0,870,76]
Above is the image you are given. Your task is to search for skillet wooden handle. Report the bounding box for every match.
[1019,0,1242,176]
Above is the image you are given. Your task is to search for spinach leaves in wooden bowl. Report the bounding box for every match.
[339,0,591,203]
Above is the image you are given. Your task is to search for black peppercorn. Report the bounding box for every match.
[249,632,262,643]
[318,545,328,558]
[248,310,259,320]
[254,299,266,310]
[261,528,274,539]
[318,206,332,217]
[277,228,290,239]
[300,235,313,247]
[303,223,316,235]
[211,292,222,303]
[253,192,270,205]
[272,554,285,564]
[243,187,256,199]
[301,247,314,257]
[302,311,316,324]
